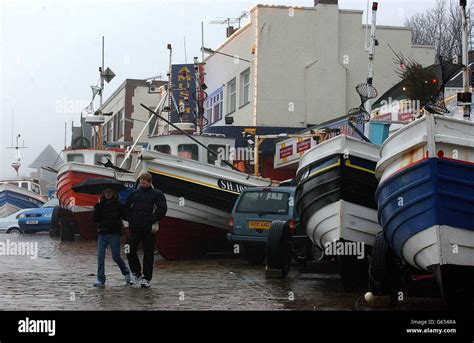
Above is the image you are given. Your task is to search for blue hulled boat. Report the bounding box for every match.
[375,114,474,300]
[0,180,47,218]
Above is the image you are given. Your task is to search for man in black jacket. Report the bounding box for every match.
[125,172,167,288]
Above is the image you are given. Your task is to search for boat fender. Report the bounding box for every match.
[364,292,374,304]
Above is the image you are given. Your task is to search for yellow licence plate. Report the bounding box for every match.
[248,220,272,229]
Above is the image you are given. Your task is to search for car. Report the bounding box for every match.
[0,209,29,234]
[228,186,308,264]
[17,198,59,234]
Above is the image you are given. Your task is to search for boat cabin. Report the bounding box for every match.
[147,133,236,166]
[0,179,42,195]
[62,148,138,171]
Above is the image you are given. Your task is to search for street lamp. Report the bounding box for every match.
[201,47,251,63]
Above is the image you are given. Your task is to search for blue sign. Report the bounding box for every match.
[170,64,197,123]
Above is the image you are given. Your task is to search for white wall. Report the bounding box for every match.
[203,22,255,127]
[130,86,163,141]
[203,4,436,129]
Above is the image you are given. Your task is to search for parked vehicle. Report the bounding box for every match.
[18,198,59,234]
[228,186,307,264]
[0,209,29,234]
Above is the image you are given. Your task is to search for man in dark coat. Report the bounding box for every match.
[125,172,167,288]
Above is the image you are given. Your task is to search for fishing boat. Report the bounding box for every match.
[136,126,277,260]
[375,114,474,302]
[1,132,47,217]
[55,148,137,239]
[366,1,474,306]
[0,180,46,218]
[294,134,381,288]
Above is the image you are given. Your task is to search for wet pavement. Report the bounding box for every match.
[0,233,446,311]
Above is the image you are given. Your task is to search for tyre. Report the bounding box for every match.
[265,220,291,278]
[369,232,400,296]
[7,227,23,234]
[50,206,61,237]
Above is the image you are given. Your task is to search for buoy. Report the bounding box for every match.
[364,291,374,304]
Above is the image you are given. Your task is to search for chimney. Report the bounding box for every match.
[226,26,237,38]
[314,0,338,5]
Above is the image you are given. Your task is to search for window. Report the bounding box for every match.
[31,184,40,194]
[154,145,171,154]
[119,109,125,138]
[240,68,250,106]
[66,154,84,163]
[227,78,236,113]
[177,144,198,161]
[236,191,290,214]
[205,87,224,125]
[21,182,28,189]
[116,154,131,170]
[208,144,227,165]
[94,153,112,166]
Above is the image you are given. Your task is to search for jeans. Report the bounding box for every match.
[97,234,130,284]
[127,228,156,281]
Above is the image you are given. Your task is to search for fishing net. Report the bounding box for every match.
[348,106,371,124]
[356,83,378,105]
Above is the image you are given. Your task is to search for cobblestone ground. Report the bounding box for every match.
[0,233,445,311]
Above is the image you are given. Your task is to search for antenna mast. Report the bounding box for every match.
[7,133,28,177]
[461,0,471,118]
[365,2,378,137]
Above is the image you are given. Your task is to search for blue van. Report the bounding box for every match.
[228,186,307,264]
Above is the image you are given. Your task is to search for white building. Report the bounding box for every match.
[92,79,166,148]
[202,1,436,132]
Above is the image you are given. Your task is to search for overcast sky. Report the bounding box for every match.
[0,0,439,179]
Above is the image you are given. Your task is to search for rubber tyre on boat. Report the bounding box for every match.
[369,232,400,296]
[265,220,291,278]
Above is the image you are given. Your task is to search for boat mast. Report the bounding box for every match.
[167,43,173,128]
[98,36,105,149]
[461,0,471,118]
[365,2,378,135]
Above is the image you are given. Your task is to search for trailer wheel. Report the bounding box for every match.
[49,206,61,237]
[369,232,399,296]
[265,220,291,278]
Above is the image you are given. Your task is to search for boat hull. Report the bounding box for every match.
[0,184,46,218]
[295,135,381,250]
[376,114,474,301]
[377,157,474,269]
[305,200,380,250]
[56,163,135,239]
